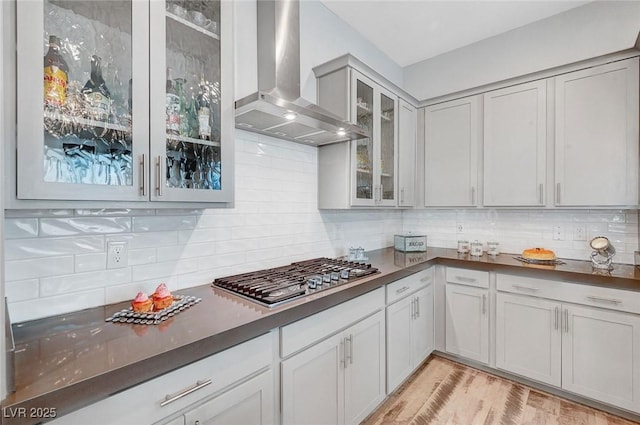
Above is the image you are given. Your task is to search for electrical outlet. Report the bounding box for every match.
[553,225,564,241]
[456,223,464,233]
[107,241,128,269]
[573,225,587,241]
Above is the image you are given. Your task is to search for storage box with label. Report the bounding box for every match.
[394,233,427,252]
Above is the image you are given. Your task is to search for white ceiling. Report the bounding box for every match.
[319,0,592,67]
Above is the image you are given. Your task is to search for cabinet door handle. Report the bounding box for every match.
[410,296,414,319]
[160,379,212,407]
[380,184,384,202]
[156,155,163,197]
[471,186,476,205]
[539,183,544,204]
[564,308,569,333]
[396,286,410,295]
[415,296,420,318]
[482,294,486,315]
[556,182,561,204]
[346,335,353,364]
[139,154,147,196]
[340,339,345,368]
[455,276,477,283]
[512,284,539,292]
[400,187,405,205]
[554,306,559,330]
[586,295,622,305]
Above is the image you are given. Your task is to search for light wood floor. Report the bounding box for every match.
[363,356,639,425]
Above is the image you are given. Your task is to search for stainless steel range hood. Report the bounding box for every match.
[235,0,368,146]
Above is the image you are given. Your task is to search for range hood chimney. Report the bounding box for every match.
[234,0,368,145]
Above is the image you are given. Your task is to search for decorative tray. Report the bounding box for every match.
[105,295,201,325]
[513,256,566,265]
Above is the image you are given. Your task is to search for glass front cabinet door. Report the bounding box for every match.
[350,71,397,206]
[16,0,233,203]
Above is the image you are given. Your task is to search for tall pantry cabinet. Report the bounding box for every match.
[14,0,234,205]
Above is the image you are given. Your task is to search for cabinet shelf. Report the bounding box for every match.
[166,12,219,40]
[44,110,130,133]
[357,168,372,174]
[166,133,221,148]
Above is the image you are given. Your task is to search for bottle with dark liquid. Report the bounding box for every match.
[43,35,69,108]
[196,75,211,140]
[82,55,111,121]
[165,68,180,135]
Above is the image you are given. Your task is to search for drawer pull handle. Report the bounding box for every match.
[586,296,622,304]
[455,276,477,283]
[396,286,410,294]
[512,284,539,292]
[420,276,431,283]
[160,379,212,407]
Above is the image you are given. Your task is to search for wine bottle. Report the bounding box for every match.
[82,55,111,121]
[196,75,211,140]
[43,35,69,108]
[166,68,180,135]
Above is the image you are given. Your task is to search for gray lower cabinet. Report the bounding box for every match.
[386,269,434,393]
[281,310,386,425]
[180,369,274,425]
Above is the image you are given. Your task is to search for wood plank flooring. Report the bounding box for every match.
[363,356,639,425]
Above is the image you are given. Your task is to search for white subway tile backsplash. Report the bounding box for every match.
[40,217,131,236]
[75,252,107,273]
[4,218,38,239]
[5,236,104,260]
[9,288,105,322]
[5,279,39,302]
[6,256,74,281]
[128,248,157,266]
[40,268,132,296]
[132,215,197,232]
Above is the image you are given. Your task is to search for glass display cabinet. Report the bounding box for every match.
[16,0,233,203]
[350,71,397,207]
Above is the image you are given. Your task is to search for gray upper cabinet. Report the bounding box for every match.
[483,80,547,207]
[15,0,233,204]
[554,57,639,207]
[315,55,417,209]
[424,96,480,207]
[398,99,417,207]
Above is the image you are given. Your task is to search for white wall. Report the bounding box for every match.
[234,0,403,101]
[404,1,640,100]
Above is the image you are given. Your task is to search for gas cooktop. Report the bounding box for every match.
[212,258,379,307]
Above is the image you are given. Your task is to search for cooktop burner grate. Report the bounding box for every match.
[212,258,379,307]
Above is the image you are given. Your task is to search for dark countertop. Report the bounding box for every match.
[3,247,640,424]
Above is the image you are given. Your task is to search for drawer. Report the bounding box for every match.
[386,267,434,305]
[497,274,640,315]
[280,287,384,358]
[446,267,489,288]
[50,332,274,425]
